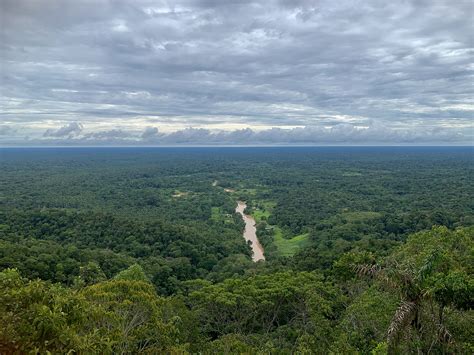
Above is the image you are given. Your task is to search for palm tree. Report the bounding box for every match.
[354,249,453,354]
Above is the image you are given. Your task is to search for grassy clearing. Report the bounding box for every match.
[249,199,311,257]
[273,227,310,257]
[252,208,271,224]
[251,200,276,223]
[227,193,312,257]
[211,207,220,221]
[211,207,233,224]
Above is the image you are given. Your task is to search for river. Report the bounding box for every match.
[235,201,265,262]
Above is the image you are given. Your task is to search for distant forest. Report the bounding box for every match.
[1,147,472,353]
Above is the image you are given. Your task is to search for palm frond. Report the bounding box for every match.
[417,250,441,282]
[428,310,453,345]
[353,263,402,290]
[387,301,417,345]
[353,263,381,278]
[438,323,453,344]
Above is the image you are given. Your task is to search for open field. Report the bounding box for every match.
[273,228,311,257]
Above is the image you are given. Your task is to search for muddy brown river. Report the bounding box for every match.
[235,201,265,262]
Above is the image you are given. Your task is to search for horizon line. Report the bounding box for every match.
[1,144,473,149]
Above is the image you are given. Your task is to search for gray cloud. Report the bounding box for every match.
[0,125,16,136]
[83,129,135,140]
[141,126,160,139]
[1,0,473,145]
[43,122,83,137]
[4,122,469,146]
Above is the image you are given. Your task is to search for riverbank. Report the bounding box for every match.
[235,201,265,262]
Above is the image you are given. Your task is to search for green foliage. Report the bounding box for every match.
[0,268,193,353]
[356,226,474,354]
[203,334,259,354]
[0,209,249,294]
[0,148,472,353]
[0,269,105,353]
[191,271,344,352]
[81,278,178,353]
[113,264,149,282]
[331,286,398,353]
[390,226,473,310]
[77,261,107,286]
[274,230,311,257]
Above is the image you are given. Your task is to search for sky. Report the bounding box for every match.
[0,0,473,145]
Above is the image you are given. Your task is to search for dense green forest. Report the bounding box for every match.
[0,147,473,353]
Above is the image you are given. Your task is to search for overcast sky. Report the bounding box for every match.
[1,0,473,145]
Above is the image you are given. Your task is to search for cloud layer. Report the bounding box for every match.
[1,0,473,145]
[2,122,469,146]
